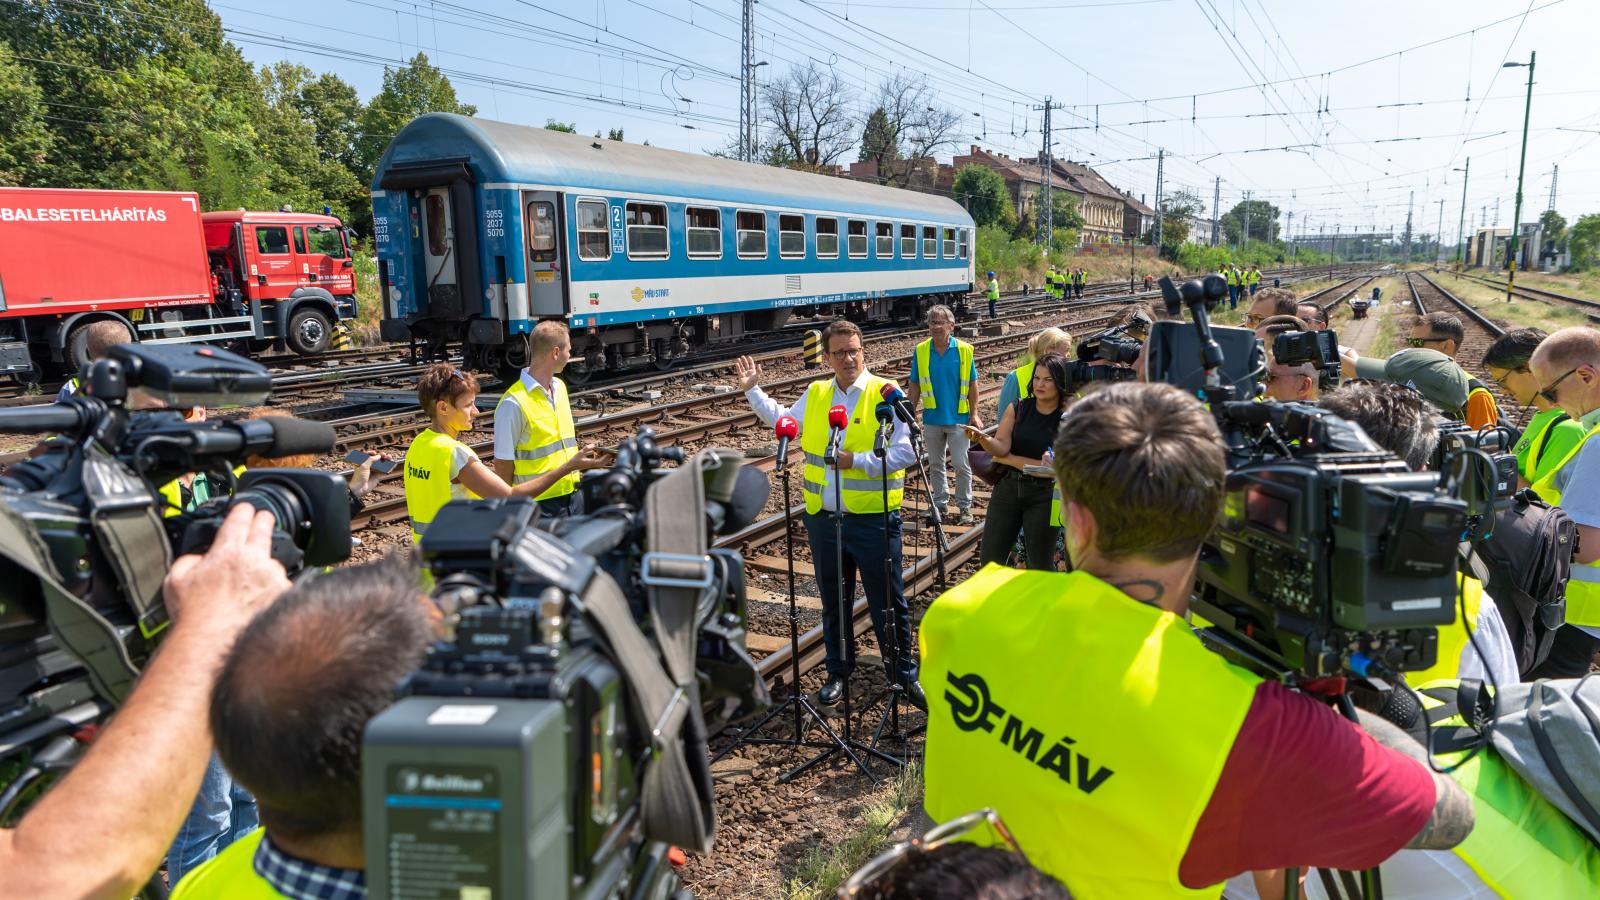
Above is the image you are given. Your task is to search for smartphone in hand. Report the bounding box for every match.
[345,449,400,474]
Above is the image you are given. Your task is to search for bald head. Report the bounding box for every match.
[1530,327,1600,374]
[1529,327,1600,419]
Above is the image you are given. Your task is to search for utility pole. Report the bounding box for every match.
[1152,149,1165,250]
[1505,51,1535,304]
[738,0,757,162]
[1287,210,1296,267]
[1548,164,1559,212]
[1032,97,1062,247]
[1210,177,1221,247]
[1454,158,1470,268]
[1435,198,1446,264]
[1242,191,1252,250]
[1403,192,1414,265]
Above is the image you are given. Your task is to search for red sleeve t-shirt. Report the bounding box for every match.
[1178,680,1436,889]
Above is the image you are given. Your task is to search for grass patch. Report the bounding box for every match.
[352,248,382,346]
[1431,272,1589,334]
[1368,290,1401,360]
[782,763,923,900]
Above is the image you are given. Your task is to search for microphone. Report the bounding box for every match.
[874,401,894,456]
[774,415,799,464]
[825,404,848,465]
[878,382,920,434]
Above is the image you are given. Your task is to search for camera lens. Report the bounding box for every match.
[230,483,308,545]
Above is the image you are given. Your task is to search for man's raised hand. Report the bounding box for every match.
[736,355,763,392]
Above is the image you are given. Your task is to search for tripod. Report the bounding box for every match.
[712,459,867,781]
[864,410,921,755]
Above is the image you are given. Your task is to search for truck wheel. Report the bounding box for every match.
[287,308,333,355]
[65,318,135,376]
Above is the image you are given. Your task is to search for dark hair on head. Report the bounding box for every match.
[417,363,479,418]
[859,843,1074,900]
[1295,301,1328,325]
[212,553,435,842]
[1416,311,1465,347]
[1483,327,1548,371]
[1031,352,1072,400]
[1319,382,1440,471]
[1052,382,1225,561]
[1252,288,1299,317]
[822,318,864,353]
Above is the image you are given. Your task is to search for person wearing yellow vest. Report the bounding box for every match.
[406,364,605,541]
[493,319,584,517]
[1246,265,1261,296]
[1047,265,1062,300]
[920,382,1470,899]
[1224,264,1241,309]
[736,320,922,709]
[1074,267,1087,299]
[986,271,1000,318]
[1529,327,1600,677]
[966,352,1065,570]
[908,305,983,528]
[170,557,439,900]
[997,327,1072,425]
[1484,328,1587,488]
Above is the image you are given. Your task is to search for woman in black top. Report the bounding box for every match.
[967,353,1068,570]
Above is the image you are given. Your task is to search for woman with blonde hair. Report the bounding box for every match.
[996,327,1073,423]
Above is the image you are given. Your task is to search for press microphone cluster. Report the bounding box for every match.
[879,383,920,435]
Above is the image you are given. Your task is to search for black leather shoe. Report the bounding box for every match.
[904,680,928,711]
[818,676,846,706]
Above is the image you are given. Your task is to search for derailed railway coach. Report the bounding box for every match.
[372,114,976,381]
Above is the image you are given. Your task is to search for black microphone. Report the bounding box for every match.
[175,416,336,459]
[718,466,771,534]
[878,382,919,433]
[874,401,894,456]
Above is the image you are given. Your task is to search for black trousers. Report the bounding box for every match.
[1527,624,1600,679]
[805,510,913,682]
[980,471,1059,571]
[538,491,579,517]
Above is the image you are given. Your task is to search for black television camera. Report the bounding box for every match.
[362,431,770,900]
[1150,275,1492,682]
[1271,328,1342,391]
[1062,312,1149,390]
[0,344,347,822]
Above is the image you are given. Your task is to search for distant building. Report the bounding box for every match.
[1467,227,1512,268]
[1120,192,1155,243]
[949,146,1083,229]
[1038,158,1126,244]
[1182,215,1218,246]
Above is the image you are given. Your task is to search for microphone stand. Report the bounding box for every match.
[714,438,863,783]
[866,412,918,756]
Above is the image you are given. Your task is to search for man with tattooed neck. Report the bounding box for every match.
[918,382,1471,899]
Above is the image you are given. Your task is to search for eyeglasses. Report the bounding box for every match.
[1244,313,1264,326]
[829,347,864,360]
[839,808,1025,898]
[1407,336,1448,348]
[1538,367,1580,405]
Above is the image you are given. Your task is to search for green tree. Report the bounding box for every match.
[1219,199,1281,245]
[858,106,898,163]
[355,53,476,177]
[0,45,51,184]
[1158,189,1204,255]
[257,62,366,222]
[1567,214,1600,271]
[544,119,576,133]
[1540,209,1568,248]
[607,127,625,141]
[1050,192,1084,230]
[951,165,1013,229]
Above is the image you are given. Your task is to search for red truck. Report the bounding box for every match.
[0,187,358,381]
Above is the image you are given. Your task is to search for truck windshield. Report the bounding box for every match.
[309,227,348,258]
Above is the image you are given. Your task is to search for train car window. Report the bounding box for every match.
[900,224,916,259]
[424,195,447,256]
[686,207,722,259]
[526,201,558,263]
[876,222,894,258]
[256,226,291,255]
[923,226,937,259]
[575,199,610,261]
[847,220,868,258]
[309,226,348,258]
[736,211,766,258]
[958,228,969,260]
[816,218,839,259]
[626,201,668,259]
[942,227,956,259]
[293,227,308,254]
[779,214,805,258]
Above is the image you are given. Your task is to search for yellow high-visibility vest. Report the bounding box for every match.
[170,831,285,899]
[1415,680,1600,898]
[914,338,973,415]
[921,565,1258,898]
[498,376,579,500]
[798,374,905,514]
[1531,420,1600,625]
[986,278,1000,301]
[1404,573,1479,687]
[1014,362,1036,402]
[404,428,478,541]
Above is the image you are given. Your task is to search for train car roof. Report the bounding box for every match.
[375,114,972,225]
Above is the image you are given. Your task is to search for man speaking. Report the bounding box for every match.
[737,320,923,710]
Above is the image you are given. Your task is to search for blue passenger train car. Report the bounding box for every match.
[372,114,975,379]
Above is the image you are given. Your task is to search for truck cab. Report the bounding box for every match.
[201,211,359,354]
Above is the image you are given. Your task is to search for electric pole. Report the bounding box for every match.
[1033,97,1062,247]
[1287,210,1296,267]
[1403,192,1414,264]
[1435,198,1446,264]
[1210,177,1221,247]
[1548,164,1559,212]
[738,0,756,162]
[1454,158,1470,268]
[1242,191,1252,250]
[1505,51,1535,303]
[1153,149,1165,249]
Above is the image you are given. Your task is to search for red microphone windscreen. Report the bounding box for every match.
[775,415,799,439]
[828,405,849,430]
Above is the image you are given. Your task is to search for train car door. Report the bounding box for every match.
[522,191,565,316]
[421,187,463,318]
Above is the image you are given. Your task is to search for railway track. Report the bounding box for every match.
[1447,270,1600,319]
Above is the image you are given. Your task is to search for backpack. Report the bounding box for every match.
[1466,489,1576,676]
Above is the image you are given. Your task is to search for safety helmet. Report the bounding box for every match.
[987,271,995,277]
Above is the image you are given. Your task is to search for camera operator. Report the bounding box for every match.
[0,504,290,900]
[1255,316,1319,403]
[55,320,133,402]
[1243,286,1299,329]
[1527,327,1600,676]
[1317,383,1518,687]
[168,556,436,899]
[919,382,1471,898]
[1483,328,1586,487]
[736,320,923,710]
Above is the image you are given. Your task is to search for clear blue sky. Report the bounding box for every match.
[218,0,1599,240]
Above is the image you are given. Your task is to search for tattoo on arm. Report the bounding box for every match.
[1356,709,1474,850]
[1111,579,1165,605]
